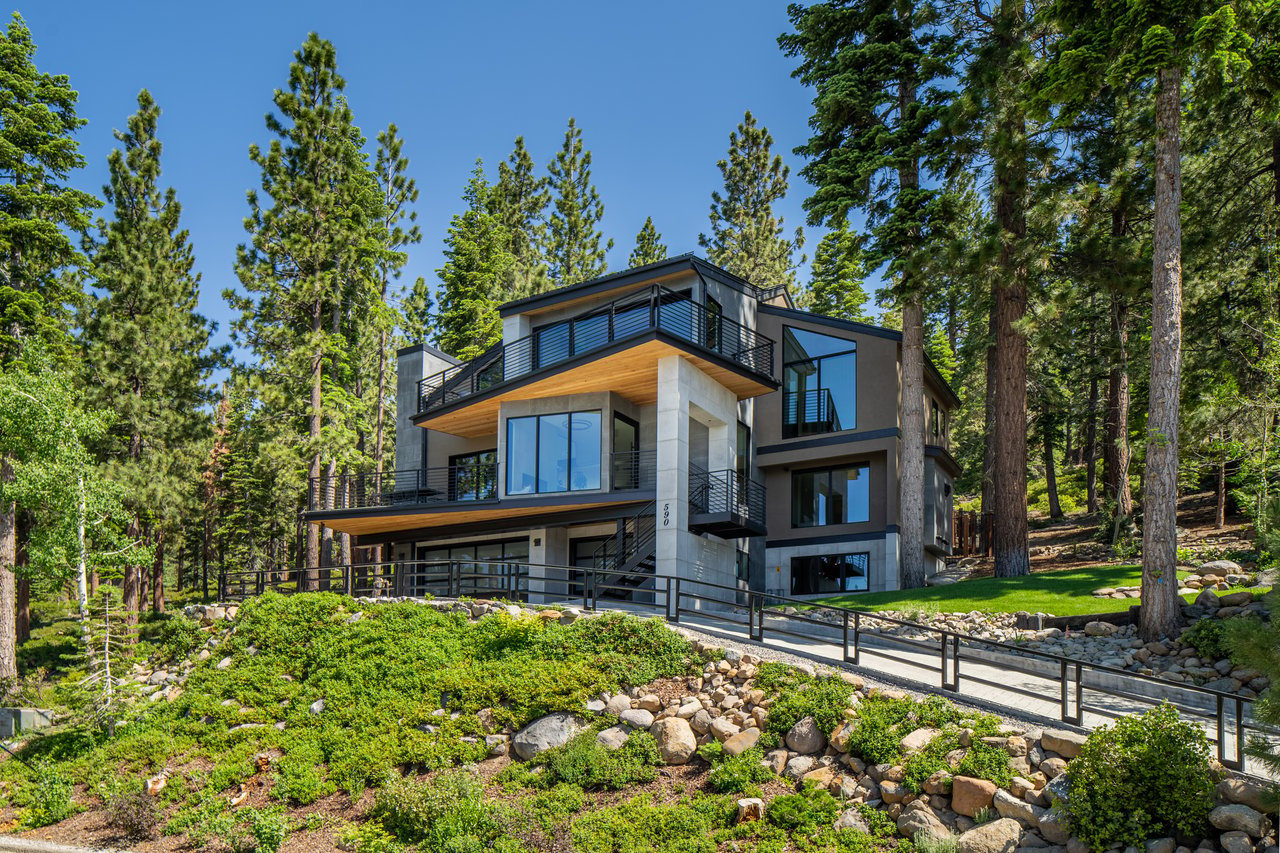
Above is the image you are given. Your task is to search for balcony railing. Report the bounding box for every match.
[610,449,657,491]
[689,468,766,522]
[783,388,843,438]
[307,465,498,511]
[418,284,776,415]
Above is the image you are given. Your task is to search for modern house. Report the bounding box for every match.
[304,255,960,601]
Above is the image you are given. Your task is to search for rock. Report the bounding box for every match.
[1039,758,1067,779]
[1220,832,1254,853]
[513,712,588,761]
[831,722,855,753]
[638,694,662,712]
[723,728,761,757]
[994,789,1044,827]
[1199,560,1243,576]
[586,699,607,714]
[1039,730,1086,760]
[606,694,632,716]
[899,808,953,843]
[786,716,827,754]
[785,755,816,781]
[1195,589,1221,610]
[309,698,325,716]
[690,709,713,735]
[901,727,941,755]
[836,808,870,833]
[145,772,167,796]
[676,700,702,719]
[596,726,631,751]
[216,656,233,670]
[710,717,741,742]
[1084,621,1116,637]
[953,776,999,818]
[1218,778,1273,813]
[1038,811,1071,845]
[1093,588,1117,597]
[485,734,510,757]
[923,770,953,796]
[804,765,838,790]
[620,709,655,729]
[765,749,789,775]
[737,797,765,824]
[1145,838,1175,853]
[1210,804,1269,838]
[958,818,1022,853]
[1220,591,1255,608]
[880,780,906,804]
[650,717,697,765]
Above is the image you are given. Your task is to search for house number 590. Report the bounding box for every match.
[662,503,670,526]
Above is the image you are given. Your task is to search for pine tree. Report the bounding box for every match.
[543,118,611,287]
[0,13,99,681]
[399,277,434,344]
[80,89,218,621]
[806,217,872,323]
[699,110,805,290]
[435,162,513,360]
[1041,0,1255,639]
[926,323,958,384]
[228,33,381,583]
[492,136,549,295]
[629,217,668,267]
[782,2,955,588]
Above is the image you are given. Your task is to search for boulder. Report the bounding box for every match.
[836,808,870,833]
[596,726,631,751]
[901,727,942,755]
[710,717,741,742]
[898,808,953,843]
[993,789,1044,827]
[620,708,655,729]
[1038,811,1071,845]
[513,712,588,760]
[1145,839,1175,853]
[1198,560,1243,576]
[605,694,632,716]
[1195,589,1221,610]
[637,693,662,712]
[1219,832,1253,853]
[786,716,828,754]
[650,717,697,765]
[1039,730,1087,760]
[784,755,816,781]
[723,728,761,757]
[880,780,906,804]
[1220,591,1255,608]
[952,776,999,818]
[1210,804,1269,838]
[690,709,713,735]
[1217,778,1273,813]
[309,698,325,716]
[765,748,789,775]
[804,765,838,790]
[958,818,1022,853]
[1084,621,1116,637]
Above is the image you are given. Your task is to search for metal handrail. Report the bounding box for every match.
[609,450,657,491]
[783,388,842,436]
[417,284,777,415]
[307,465,498,511]
[689,468,766,521]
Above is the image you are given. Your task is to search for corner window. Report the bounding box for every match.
[791,552,869,595]
[783,327,856,438]
[449,450,497,501]
[791,464,871,527]
[506,411,601,495]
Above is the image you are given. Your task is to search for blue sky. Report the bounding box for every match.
[24,1,835,357]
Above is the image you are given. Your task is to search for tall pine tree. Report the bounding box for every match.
[228,33,381,583]
[492,136,550,296]
[80,89,218,620]
[435,162,513,360]
[629,217,667,267]
[699,111,805,290]
[543,118,611,287]
[782,1,955,588]
[806,217,872,322]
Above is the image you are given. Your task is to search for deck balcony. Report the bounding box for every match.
[414,284,777,437]
[688,467,767,538]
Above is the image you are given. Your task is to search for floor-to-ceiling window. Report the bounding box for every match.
[791,463,871,527]
[783,326,857,438]
[505,411,602,495]
[791,552,869,595]
[448,449,497,501]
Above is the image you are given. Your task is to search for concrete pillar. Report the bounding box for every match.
[395,344,459,474]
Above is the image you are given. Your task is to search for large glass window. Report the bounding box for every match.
[791,464,871,527]
[783,327,856,438]
[505,411,602,495]
[612,413,640,489]
[791,553,870,595]
[449,449,497,501]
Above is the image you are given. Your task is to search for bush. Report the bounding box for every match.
[765,675,858,738]
[21,758,75,828]
[1182,618,1233,661]
[105,789,159,841]
[370,771,503,850]
[241,806,291,853]
[539,729,662,790]
[571,796,727,853]
[706,746,773,794]
[1064,704,1215,849]
[338,822,407,853]
[765,784,842,833]
[156,615,204,660]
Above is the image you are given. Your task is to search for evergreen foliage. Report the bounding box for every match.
[629,216,667,267]
[492,136,550,296]
[806,217,872,322]
[544,118,611,287]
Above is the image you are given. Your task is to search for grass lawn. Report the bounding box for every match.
[802,564,1260,617]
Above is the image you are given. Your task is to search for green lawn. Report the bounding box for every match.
[802,564,1259,617]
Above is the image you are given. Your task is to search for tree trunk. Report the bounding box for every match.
[1043,407,1063,520]
[305,300,323,590]
[152,530,165,613]
[901,300,927,588]
[1216,460,1226,529]
[15,577,28,645]
[0,458,17,684]
[123,517,142,625]
[1085,316,1100,513]
[1140,65,1185,642]
[1103,292,1133,527]
[979,305,997,557]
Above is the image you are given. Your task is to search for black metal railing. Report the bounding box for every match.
[783,388,842,437]
[610,450,657,491]
[307,465,498,511]
[417,284,776,414]
[218,561,1273,777]
[689,469,766,522]
[590,501,657,574]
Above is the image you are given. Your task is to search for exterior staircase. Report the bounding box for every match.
[589,501,656,601]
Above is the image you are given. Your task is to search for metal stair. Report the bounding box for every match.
[588,501,656,601]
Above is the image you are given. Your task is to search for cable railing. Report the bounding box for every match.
[417,284,776,415]
[609,450,657,491]
[783,388,842,437]
[688,468,766,522]
[219,560,1270,776]
[307,465,498,511]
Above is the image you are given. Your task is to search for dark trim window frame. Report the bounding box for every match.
[790,552,870,595]
[791,463,872,528]
[448,449,497,501]
[505,410,602,495]
[783,326,857,439]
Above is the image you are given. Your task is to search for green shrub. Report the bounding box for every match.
[766,675,858,738]
[955,741,1012,790]
[241,806,291,853]
[1182,617,1233,661]
[570,796,728,853]
[272,742,335,805]
[538,729,662,790]
[1064,704,1215,849]
[104,788,159,840]
[765,784,842,833]
[21,758,75,827]
[370,771,503,850]
[706,746,773,794]
[156,615,204,660]
[338,822,407,853]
